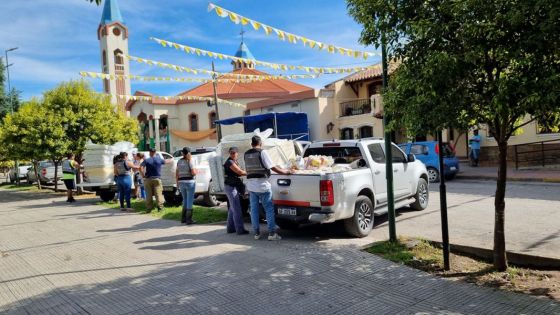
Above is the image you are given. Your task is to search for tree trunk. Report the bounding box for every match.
[54,161,59,193]
[33,161,42,190]
[493,141,509,271]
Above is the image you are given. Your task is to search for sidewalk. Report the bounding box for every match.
[456,163,560,183]
[1,189,558,314]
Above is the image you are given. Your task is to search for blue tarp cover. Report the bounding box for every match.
[216,112,309,141]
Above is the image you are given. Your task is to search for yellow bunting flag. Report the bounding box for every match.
[149,38,379,74]
[207,3,380,59]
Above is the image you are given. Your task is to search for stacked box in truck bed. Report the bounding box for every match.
[82,142,136,186]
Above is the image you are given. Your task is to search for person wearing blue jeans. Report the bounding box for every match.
[223,147,249,235]
[469,130,482,166]
[114,152,140,211]
[244,136,292,241]
[176,147,197,225]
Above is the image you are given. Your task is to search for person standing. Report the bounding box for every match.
[244,136,292,241]
[141,148,173,212]
[114,152,139,211]
[224,147,249,235]
[62,153,79,203]
[134,153,146,200]
[176,147,197,225]
[469,130,482,166]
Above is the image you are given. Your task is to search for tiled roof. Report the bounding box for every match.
[179,68,313,99]
[246,89,316,110]
[126,68,314,110]
[344,65,383,83]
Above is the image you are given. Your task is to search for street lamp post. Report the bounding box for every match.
[381,39,397,242]
[5,47,19,185]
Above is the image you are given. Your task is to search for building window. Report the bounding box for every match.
[209,111,217,129]
[537,115,560,134]
[114,49,124,66]
[359,126,373,138]
[189,113,199,132]
[102,50,107,66]
[243,110,250,116]
[340,128,354,140]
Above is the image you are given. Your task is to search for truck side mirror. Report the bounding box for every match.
[407,154,416,163]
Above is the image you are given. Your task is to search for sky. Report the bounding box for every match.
[0,0,381,100]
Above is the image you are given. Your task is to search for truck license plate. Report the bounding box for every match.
[278,207,297,216]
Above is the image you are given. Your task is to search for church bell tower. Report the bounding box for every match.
[98,0,131,112]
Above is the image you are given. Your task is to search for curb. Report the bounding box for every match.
[430,241,560,270]
[455,174,560,183]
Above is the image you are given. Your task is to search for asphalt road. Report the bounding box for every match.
[280,179,560,259]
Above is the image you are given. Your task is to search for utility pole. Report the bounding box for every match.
[437,130,450,270]
[211,61,222,142]
[5,47,19,185]
[381,38,397,242]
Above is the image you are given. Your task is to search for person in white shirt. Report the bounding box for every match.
[244,136,292,241]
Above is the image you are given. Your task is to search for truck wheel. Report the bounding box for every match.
[202,184,219,207]
[427,167,440,183]
[276,219,300,231]
[163,191,180,205]
[99,191,115,202]
[410,178,429,210]
[344,196,374,238]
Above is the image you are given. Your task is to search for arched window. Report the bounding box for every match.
[340,128,354,140]
[359,126,373,139]
[208,111,217,129]
[189,113,199,132]
[114,49,124,65]
[102,50,107,66]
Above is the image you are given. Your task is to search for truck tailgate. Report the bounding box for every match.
[271,174,321,207]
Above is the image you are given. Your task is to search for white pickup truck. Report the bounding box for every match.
[271,139,430,238]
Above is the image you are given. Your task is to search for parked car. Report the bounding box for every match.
[398,141,459,182]
[26,161,63,185]
[271,139,429,238]
[8,164,32,183]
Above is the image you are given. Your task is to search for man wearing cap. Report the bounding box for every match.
[224,146,249,234]
[141,148,173,212]
[244,135,292,241]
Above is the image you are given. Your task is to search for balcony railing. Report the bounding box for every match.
[340,99,372,117]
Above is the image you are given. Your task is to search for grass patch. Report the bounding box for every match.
[365,237,560,301]
[0,183,39,192]
[99,199,227,224]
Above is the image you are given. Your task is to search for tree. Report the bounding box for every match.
[41,81,138,191]
[88,0,102,5]
[0,100,69,190]
[0,81,138,191]
[347,0,560,271]
[0,57,21,119]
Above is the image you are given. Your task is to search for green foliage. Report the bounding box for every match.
[0,81,138,166]
[99,200,228,224]
[0,57,21,119]
[347,0,560,142]
[42,81,138,159]
[348,0,560,271]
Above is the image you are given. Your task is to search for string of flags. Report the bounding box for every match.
[126,55,320,80]
[114,94,246,108]
[79,71,294,84]
[207,3,380,60]
[150,37,379,74]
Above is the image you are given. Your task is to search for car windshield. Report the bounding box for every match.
[304,146,363,164]
[442,143,455,157]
